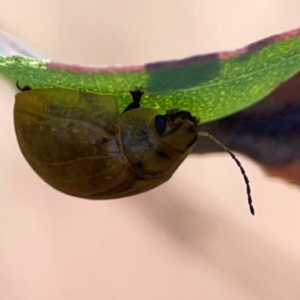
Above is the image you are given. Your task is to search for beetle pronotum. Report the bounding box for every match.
[14,83,254,215]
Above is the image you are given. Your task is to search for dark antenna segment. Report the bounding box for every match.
[198,131,255,216]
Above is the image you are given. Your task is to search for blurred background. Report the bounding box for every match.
[1,0,300,299]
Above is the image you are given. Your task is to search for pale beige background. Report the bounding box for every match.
[1,1,300,299]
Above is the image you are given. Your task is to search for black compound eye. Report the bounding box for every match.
[155,115,167,135]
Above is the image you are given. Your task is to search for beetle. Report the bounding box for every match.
[14,84,254,214]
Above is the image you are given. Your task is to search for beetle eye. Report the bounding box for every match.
[155,115,167,135]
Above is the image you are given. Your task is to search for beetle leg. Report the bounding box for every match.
[16,81,32,92]
[122,88,144,113]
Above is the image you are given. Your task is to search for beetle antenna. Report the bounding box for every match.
[198,131,255,216]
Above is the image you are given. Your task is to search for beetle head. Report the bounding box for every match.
[155,109,199,151]
[121,107,199,181]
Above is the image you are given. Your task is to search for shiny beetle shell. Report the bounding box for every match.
[14,88,198,199]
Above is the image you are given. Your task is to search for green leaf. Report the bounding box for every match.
[1,28,300,123]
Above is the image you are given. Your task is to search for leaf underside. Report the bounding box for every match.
[1,29,300,123]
